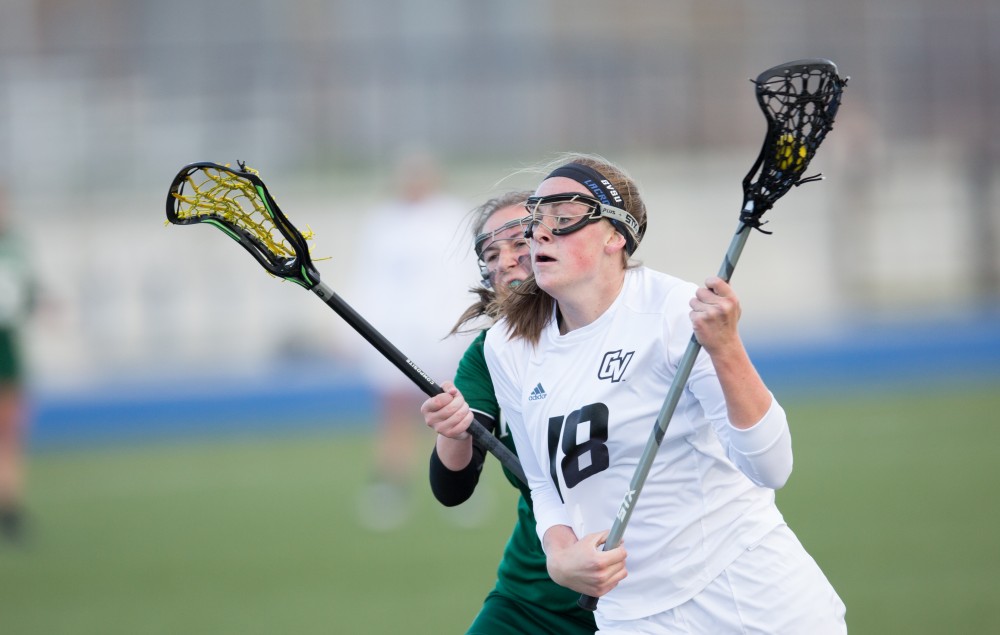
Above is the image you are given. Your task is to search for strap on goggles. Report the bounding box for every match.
[523,193,641,254]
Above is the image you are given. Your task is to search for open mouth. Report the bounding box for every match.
[535,254,556,264]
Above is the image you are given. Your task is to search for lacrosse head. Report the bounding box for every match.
[741,59,847,225]
[166,162,321,289]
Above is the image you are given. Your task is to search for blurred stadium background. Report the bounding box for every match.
[1,1,998,633]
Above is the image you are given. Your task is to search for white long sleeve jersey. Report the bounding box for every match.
[484,267,792,621]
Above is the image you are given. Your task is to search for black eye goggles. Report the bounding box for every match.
[522,193,642,255]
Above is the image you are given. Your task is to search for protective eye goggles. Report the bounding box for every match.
[474,216,531,259]
[523,193,642,254]
[474,216,532,289]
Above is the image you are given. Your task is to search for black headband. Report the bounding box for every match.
[546,163,625,209]
[544,162,643,254]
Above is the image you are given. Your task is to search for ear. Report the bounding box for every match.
[604,227,627,255]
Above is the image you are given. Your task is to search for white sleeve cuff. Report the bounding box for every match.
[728,395,787,455]
[532,491,574,545]
[727,395,793,488]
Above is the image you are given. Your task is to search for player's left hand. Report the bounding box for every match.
[689,276,742,354]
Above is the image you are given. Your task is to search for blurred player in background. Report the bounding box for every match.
[422,191,598,634]
[0,184,37,545]
[352,149,477,531]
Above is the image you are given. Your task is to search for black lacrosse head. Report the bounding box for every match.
[741,59,847,226]
[166,161,322,289]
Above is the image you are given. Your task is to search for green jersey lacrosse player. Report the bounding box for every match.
[422,192,596,635]
[0,186,36,544]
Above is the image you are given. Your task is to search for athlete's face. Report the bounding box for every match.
[478,204,531,296]
[528,177,623,296]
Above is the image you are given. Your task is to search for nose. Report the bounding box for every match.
[524,221,552,243]
[499,244,520,269]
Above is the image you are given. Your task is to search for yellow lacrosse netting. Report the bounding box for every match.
[168,164,315,261]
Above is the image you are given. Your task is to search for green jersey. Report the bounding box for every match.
[0,229,33,382]
[450,331,595,633]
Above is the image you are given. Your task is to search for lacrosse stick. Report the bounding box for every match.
[579,58,847,611]
[165,161,526,485]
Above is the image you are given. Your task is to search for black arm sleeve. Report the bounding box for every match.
[428,411,495,507]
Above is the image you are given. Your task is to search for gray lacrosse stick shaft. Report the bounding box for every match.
[578,203,755,611]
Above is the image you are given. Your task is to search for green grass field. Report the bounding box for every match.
[2,383,998,634]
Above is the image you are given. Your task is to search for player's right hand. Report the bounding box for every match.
[545,528,628,597]
[421,381,474,440]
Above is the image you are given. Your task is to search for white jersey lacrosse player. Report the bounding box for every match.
[486,266,846,632]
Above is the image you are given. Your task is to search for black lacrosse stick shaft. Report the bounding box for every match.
[310,281,527,485]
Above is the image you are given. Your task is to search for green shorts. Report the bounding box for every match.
[467,590,596,635]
